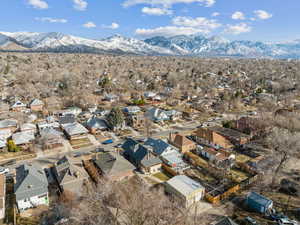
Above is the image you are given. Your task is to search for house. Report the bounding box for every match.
[161,151,189,172]
[40,127,64,150]
[53,156,89,196]
[145,107,169,122]
[140,157,162,174]
[122,138,161,173]
[235,117,268,137]
[12,131,35,147]
[197,146,235,168]
[11,100,26,112]
[144,138,177,156]
[86,117,108,134]
[246,192,273,214]
[0,119,18,133]
[37,121,60,132]
[169,133,196,153]
[14,164,49,211]
[164,110,182,121]
[58,114,76,126]
[194,126,250,149]
[20,123,37,134]
[144,91,157,100]
[0,174,5,219]
[123,106,141,115]
[93,152,135,181]
[104,93,119,102]
[165,175,205,208]
[214,217,238,225]
[62,122,89,140]
[126,114,145,130]
[29,99,44,111]
[0,130,11,150]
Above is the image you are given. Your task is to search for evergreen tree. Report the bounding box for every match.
[107,107,124,130]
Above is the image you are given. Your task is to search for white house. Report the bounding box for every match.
[14,164,49,211]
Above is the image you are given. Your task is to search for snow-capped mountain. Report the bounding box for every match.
[0,31,173,55]
[144,35,291,57]
[0,31,299,58]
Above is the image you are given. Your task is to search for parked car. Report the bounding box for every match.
[0,167,9,175]
[102,139,114,145]
[73,153,83,158]
[277,218,299,225]
[92,147,106,153]
[244,217,259,225]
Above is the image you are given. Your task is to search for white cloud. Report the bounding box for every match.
[35,17,68,23]
[73,0,87,11]
[142,7,173,15]
[224,23,252,35]
[27,0,48,9]
[102,23,120,29]
[211,12,220,17]
[172,16,221,32]
[83,22,96,28]
[254,10,272,20]
[231,11,245,20]
[135,26,208,38]
[123,0,215,8]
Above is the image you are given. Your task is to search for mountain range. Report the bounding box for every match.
[0,31,299,58]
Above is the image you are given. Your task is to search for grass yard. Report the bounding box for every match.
[69,138,90,145]
[227,168,250,183]
[235,153,251,163]
[152,172,172,182]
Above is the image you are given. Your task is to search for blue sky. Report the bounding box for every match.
[0,0,299,41]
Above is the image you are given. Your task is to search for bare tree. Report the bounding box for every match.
[266,127,300,187]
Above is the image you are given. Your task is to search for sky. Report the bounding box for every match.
[0,0,299,42]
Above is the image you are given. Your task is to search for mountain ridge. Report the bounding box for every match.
[0,31,299,58]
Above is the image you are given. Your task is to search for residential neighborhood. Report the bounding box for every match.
[0,53,298,225]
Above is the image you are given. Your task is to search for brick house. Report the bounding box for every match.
[194,127,234,149]
[29,99,44,112]
[169,133,196,153]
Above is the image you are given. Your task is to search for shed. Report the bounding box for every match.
[246,192,273,214]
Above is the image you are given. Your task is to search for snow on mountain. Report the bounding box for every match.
[0,31,299,58]
[0,32,174,55]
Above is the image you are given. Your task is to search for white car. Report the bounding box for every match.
[278,218,299,225]
[0,167,9,175]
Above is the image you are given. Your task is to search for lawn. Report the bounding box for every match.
[235,153,251,163]
[227,168,250,183]
[152,172,172,182]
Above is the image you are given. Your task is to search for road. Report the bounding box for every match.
[4,120,201,174]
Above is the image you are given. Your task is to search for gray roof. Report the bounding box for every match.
[145,107,169,121]
[53,156,89,194]
[12,131,35,145]
[30,99,44,106]
[14,164,48,201]
[166,175,204,197]
[141,157,162,168]
[94,152,135,177]
[62,122,88,136]
[40,127,63,138]
[0,119,17,129]
[86,117,108,130]
[59,114,76,125]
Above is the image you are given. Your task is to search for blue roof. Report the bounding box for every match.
[144,138,174,156]
[247,192,273,207]
[122,138,149,165]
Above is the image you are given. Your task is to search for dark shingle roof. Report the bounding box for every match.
[122,138,149,165]
[215,217,239,225]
